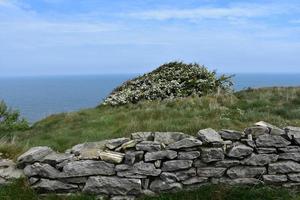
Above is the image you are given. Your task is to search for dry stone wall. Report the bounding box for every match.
[14,122,300,199]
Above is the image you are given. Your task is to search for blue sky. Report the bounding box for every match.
[0,0,300,76]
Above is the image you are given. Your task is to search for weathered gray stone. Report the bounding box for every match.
[160,172,178,183]
[177,151,200,160]
[24,163,61,179]
[219,129,244,140]
[279,152,300,162]
[133,162,161,176]
[197,167,226,177]
[99,151,125,164]
[256,134,291,148]
[256,148,277,154]
[193,159,208,168]
[283,182,300,188]
[212,177,263,185]
[0,159,24,179]
[201,148,224,163]
[124,151,144,165]
[110,196,136,200]
[227,166,266,178]
[241,139,256,148]
[63,160,115,177]
[136,141,161,152]
[182,177,208,185]
[255,121,285,135]
[118,140,137,151]
[263,175,287,184]
[287,173,300,182]
[244,126,269,138]
[28,177,39,185]
[142,179,150,189]
[167,138,202,150]
[131,132,154,141]
[17,147,54,168]
[269,161,300,174]
[145,150,177,162]
[174,168,197,181]
[242,154,278,166]
[215,160,240,168]
[149,179,182,192]
[285,126,300,144]
[154,160,161,168]
[68,141,107,156]
[41,153,73,166]
[162,160,192,172]
[279,146,300,153]
[83,176,142,195]
[106,138,130,150]
[59,177,88,184]
[154,132,190,145]
[197,128,223,144]
[227,142,253,159]
[32,179,78,193]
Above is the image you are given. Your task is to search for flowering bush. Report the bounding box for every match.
[103,62,233,106]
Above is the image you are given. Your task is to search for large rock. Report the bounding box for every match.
[227,166,266,178]
[17,147,54,168]
[145,150,177,162]
[201,148,224,163]
[162,160,193,172]
[32,179,78,193]
[178,151,200,160]
[226,143,253,158]
[167,138,202,150]
[63,160,115,177]
[154,132,190,145]
[131,132,154,141]
[219,130,244,140]
[242,154,278,166]
[136,141,161,152]
[278,152,300,162]
[83,176,142,195]
[149,179,182,192]
[24,163,61,179]
[106,138,130,150]
[263,175,287,184]
[256,134,291,148]
[244,126,269,138]
[197,128,223,144]
[287,173,300,182]
[99,151,125,164]
[197,167,226,177]
[255,121,285,135]
[269,161,300,174]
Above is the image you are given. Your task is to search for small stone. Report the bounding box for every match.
[263,175,287,184]
[142,179,150,189]
[63,160,115,177]
[133,161,161,176]
[83,176,142,195]
[131,132,154,141]
[256,134,291,148]
[269,161,300,174]
[279,152,300,162]
[119,140,137,151]
[41,153,73,166]
[144,150,177,162]
[167,138,202,150]
[160,172,178,183]
[32,179,78,193]
[255,121,285,135]
[197,128,223,144]
[288,173,300,182]
[162,160,192,172]
[242,154,278,166]
[154,132,190,145]
[28,177,39,185]
[227,166,266,178]
[79,148,100,160]
[256,148,277,154]
[154,160,161,168]
[219,129,244,140]
[197,167,226,177]
[178,151,200,160]
[106,138,130,150]
[201,148,224,163]
[244,126,269,138]
[124,151,144,165]
[226,142,253,159]
[136,141,161,152]
[215,160,240,168]
[285,126,300,144]
[174,168,197,181]
[17,147,54,168]
[149,179,182,192]
[99,151,125,164]
[182,177,208,185]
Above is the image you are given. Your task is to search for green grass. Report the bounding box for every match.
[1,87,300,200]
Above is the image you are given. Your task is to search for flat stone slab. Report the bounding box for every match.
[136,141,161,152]
[197,167,226,178]
[32,179,78,193]
[242,154,278,166]
[162,160,193,172]
[145,150,177,162]
[106,138,130,150]
[178,151,200,160]
[17,147,54,168]
[219,129,244,140]
[167,138,202,150]
[263,175,288,184]
[269,161,300,174]
[256,134,291,148]
[227,166,266,178]
[201,148,224,163]
[197,128,223,144]
[154,132,190,145]
[226,143,253,158]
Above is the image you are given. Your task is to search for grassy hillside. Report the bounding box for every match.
[1,87,300,200]
[2,87,300,159]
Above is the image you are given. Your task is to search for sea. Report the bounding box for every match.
[0,74,300,123]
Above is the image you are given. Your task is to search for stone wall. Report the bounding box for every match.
[15,122,300,199]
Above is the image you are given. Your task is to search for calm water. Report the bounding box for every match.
[0,74,300,122]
